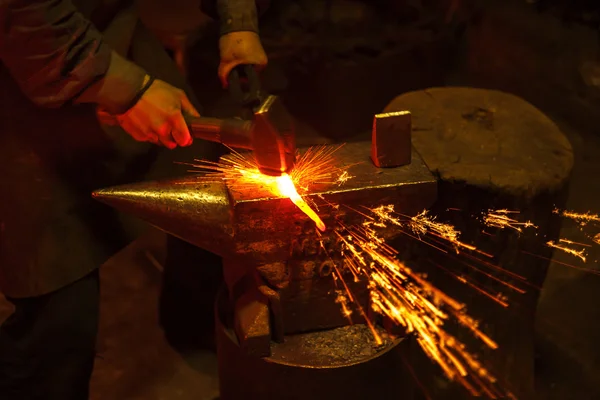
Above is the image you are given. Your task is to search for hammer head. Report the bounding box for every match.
[252,96,296,176]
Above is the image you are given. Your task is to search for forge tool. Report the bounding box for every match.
[92,111,437,400]
[98,66,295,176]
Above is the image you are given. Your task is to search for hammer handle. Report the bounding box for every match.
[185,116,253,150]
[96,108,253,150]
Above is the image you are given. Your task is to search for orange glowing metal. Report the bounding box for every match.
[276,174,326,231]
[594,233,600,245]
[186,145,351,231]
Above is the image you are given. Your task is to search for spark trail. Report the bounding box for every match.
[546,239,589,262]
[551,209,600,259]
[333,207,511,398]
[483,209,537,232]
[186,147,515,398]
[554,209,600,226]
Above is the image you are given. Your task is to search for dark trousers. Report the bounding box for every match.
[0,270,100,400]
[159,235,223,352]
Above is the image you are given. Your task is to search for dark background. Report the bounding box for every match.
[3,0,600,399]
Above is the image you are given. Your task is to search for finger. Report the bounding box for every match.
[219,61,243,88]
[146,134,161,146]
[170,112,193,147]
[180,94,200,117]
[254,51,269,69]
[158,134,177,149]
[129,126,153,143]
[156,124,177,149]
[96,107,119,126]
[118,119,148,143]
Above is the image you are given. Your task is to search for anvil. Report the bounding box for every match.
[92,112,437,357]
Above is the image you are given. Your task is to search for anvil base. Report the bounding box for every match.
[215,287,414,400]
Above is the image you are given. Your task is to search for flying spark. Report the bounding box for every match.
[594,233,600,245]
[554,209,600,226]
[367,205,490,257]
[483,209,537,232]
[184,147,514,397]
[410,210,480,253]
[546,239,588,262]
[331,212,509,398]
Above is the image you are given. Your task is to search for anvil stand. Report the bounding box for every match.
[92,111,438,400]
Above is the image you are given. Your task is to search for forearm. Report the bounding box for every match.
[216,0,259,35]
[0,0,146,113]
[201,0,270,36]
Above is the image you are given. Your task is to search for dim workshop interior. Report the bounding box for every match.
[2,0,600,399]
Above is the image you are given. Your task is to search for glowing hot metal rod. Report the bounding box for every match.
[92,111,437,400]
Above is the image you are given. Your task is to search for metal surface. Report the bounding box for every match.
[93,116,437,357]
[229,270,273,357]
[92,141,436,264]
[371,111,412,168]
[227,64,295,176]
[252,95,296,176]
[215,286,414,400]
[93,141,436,352]
[92,179,235,255]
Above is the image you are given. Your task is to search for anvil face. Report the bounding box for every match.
[230,141,436,262]
[92,141,437,264]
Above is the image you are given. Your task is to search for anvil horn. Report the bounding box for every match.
[92,178,235,256]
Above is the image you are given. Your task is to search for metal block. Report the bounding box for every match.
[371,110,412,168]
[92,140,437,352]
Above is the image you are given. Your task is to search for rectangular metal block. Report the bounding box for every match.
[371,111,412,168]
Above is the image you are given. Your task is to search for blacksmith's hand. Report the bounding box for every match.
[115,78,200,149]
[218,31,268,88]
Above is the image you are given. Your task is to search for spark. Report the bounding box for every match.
[554,208,600,226]
[334,289,353,319]
[546,239,587,262]
[184,145,351,231]
[331,215,506,397]
[368,205,483,255]
[595,233,600,245]
[483,209,537,232]
[410,210,479,253]
[185,147,517,396]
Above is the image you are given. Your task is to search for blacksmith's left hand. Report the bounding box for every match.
[218,31,268,88]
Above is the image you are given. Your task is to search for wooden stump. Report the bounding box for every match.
[384,87,574,399]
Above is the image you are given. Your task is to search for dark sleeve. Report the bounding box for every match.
[201,0,270,36]
[0,0,147,113]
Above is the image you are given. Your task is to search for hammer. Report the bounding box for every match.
[97,68,296,177]
[184,94,295,177]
